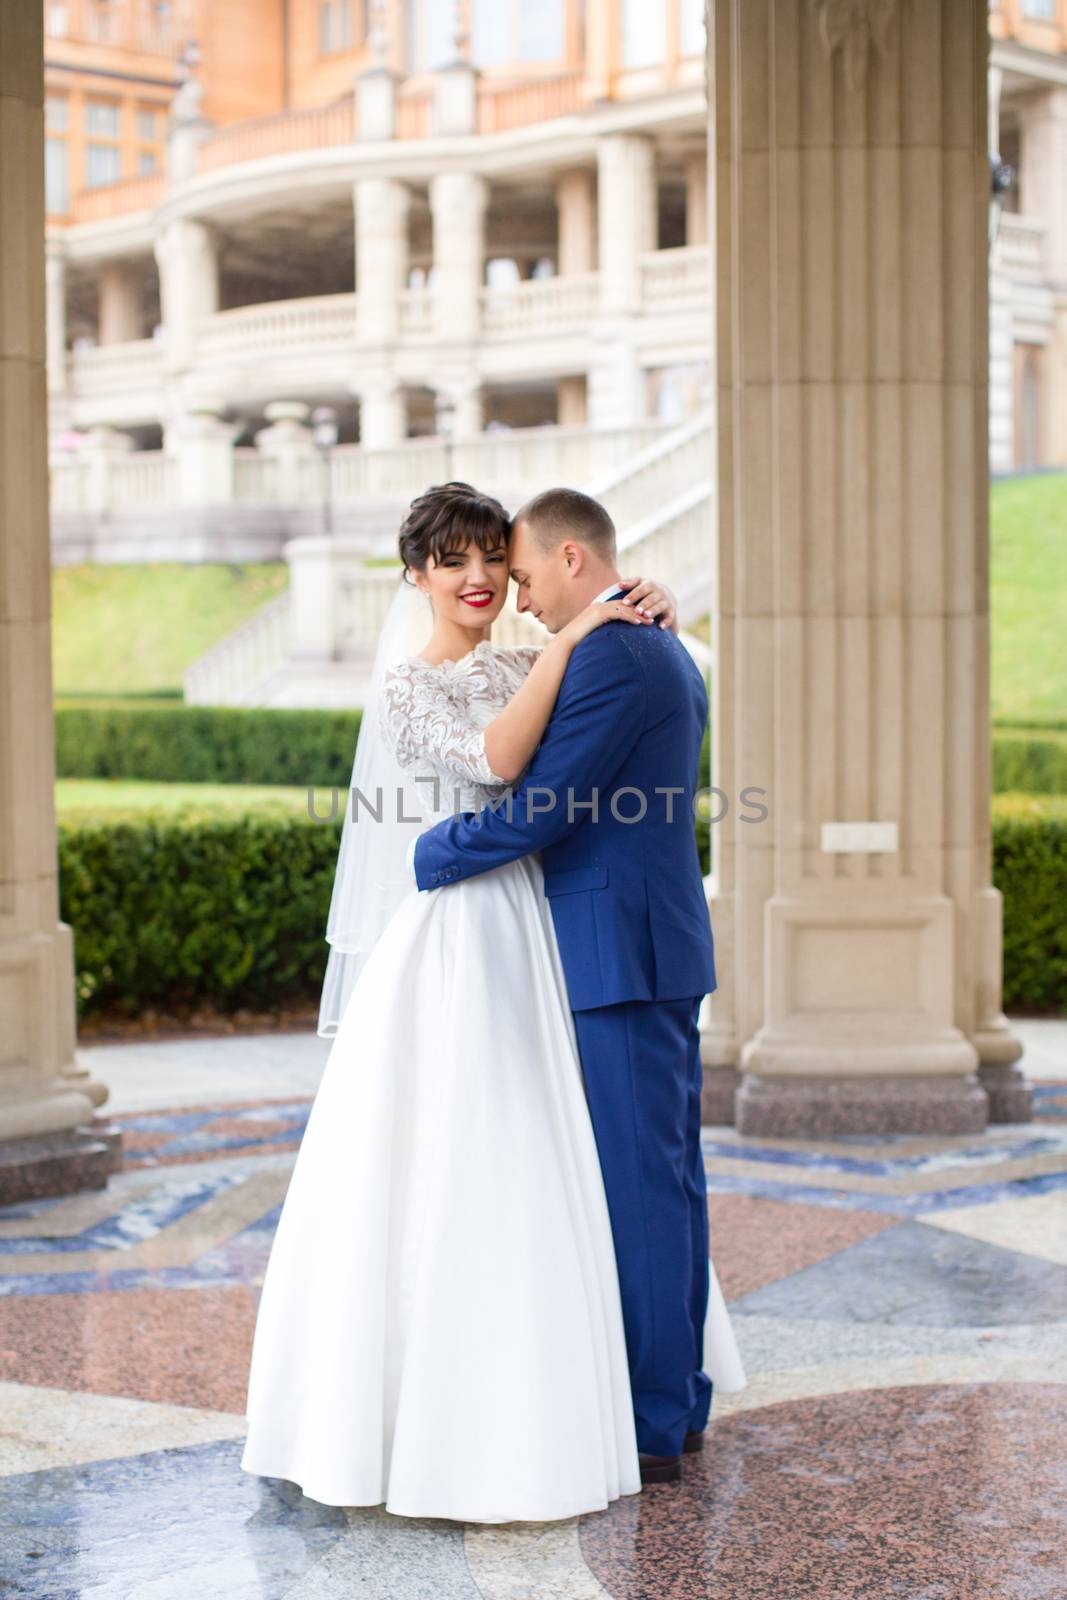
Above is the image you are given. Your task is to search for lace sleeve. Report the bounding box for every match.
[378,660,499,785]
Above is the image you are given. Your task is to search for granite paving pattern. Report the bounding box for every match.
[1,1027,1064,1598]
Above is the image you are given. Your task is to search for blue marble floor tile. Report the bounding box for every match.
[728,1220,1067,1327]
[0,1439,345,1600]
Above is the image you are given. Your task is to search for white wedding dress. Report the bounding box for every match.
[240,638,746,1524]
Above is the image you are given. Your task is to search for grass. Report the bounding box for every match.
[990,473,1067,728]
[55,779,317,822]
[52,562,289,698]
[50,474,1066,718]
[687,473,1067,731]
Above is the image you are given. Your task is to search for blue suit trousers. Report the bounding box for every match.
[571,994,712,1458]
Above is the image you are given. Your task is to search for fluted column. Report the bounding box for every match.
[0,0,114,1201]
[708,0,1027,1135]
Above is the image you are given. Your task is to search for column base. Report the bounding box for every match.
[700,1066,740,1127]
[977,1063,1034,1124]
[734,1073,990,1138]
[0,1114,123,1206]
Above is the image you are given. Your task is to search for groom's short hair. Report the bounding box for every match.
[514,487,616,559]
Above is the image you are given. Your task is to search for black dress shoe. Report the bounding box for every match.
[639,1451,682,1484]
[683,1430,705,1454]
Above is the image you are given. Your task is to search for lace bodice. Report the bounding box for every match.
[378,639,543,820]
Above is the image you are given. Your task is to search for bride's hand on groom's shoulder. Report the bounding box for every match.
[616,577,679,633]
[562,594,656,646]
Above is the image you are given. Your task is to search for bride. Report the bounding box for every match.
[240,482,745,1524]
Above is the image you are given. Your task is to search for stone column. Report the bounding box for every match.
[1016,84,1067,465]
[98,260,143,344]
[254,401,320,503]
[358,382,407,448]
[429,171,488,342]
[987,63,1013,474]
[597,133,656,314]
[153,215,218,373]
[78,424,134,513]
[167,398,236,506]
[590,134,655,427]
[685,148,708,246]
[708,0,1027,1135]
[557,169,597,275]
[355,177,410,345]
[44,234,66,398]
[1016,85,1067,282]
[0,0,116,1202]
[558,374,588,426]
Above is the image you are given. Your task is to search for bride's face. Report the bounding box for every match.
[414,538,510,627]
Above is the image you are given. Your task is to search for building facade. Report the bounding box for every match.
[40,0,1067,488]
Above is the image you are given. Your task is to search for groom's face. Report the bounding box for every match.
[508,519,584,635]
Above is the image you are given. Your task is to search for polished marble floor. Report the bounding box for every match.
[1,1022,1065,1599]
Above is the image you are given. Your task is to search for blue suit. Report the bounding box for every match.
[413,609,716,1457]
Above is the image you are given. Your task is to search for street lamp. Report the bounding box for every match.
[311,404,338,537]
[989,153,1015,250]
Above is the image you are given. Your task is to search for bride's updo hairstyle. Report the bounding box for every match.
[398,481,512,586]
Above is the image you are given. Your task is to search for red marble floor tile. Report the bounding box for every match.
[581,1382,1067,1600]
[708,1192,902,1301]
[0,1286,257,1412]
[194,1115,295,1142]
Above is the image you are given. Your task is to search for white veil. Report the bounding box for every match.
[317,573,437,1037]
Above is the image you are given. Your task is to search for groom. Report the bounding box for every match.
[409,486,716,1483]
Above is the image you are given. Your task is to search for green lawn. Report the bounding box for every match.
[990,473,1067,729]
[55,779,319,822]
[52,562,289,698]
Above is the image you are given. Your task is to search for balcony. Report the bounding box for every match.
[994,214,1046,280]
[61,247,712,415]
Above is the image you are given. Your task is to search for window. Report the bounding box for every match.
[319,0,354,52]
[1022,0,1056,16]
[471,0,564,63]
[45,94,69,132]
[86,143,122,186]
[621,0,666,68]
[45,138,69,212]
[138,149,159,174]
[46,4,69,38]
[405,0,454,71]
[137,105,161,141]
[85,99,120,136]
[680,0,705,56]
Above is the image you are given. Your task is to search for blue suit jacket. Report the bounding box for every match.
[413,619,716,1012]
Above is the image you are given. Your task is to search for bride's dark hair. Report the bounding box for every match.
[398,482,512,585]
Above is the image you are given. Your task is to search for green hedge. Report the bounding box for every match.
[995,793,1067,1012]
[55,705,362,788]
[56,706,1066,806]
[992,735,1067,796]
[58,787,1066,1020]
[59,811,344,1016]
